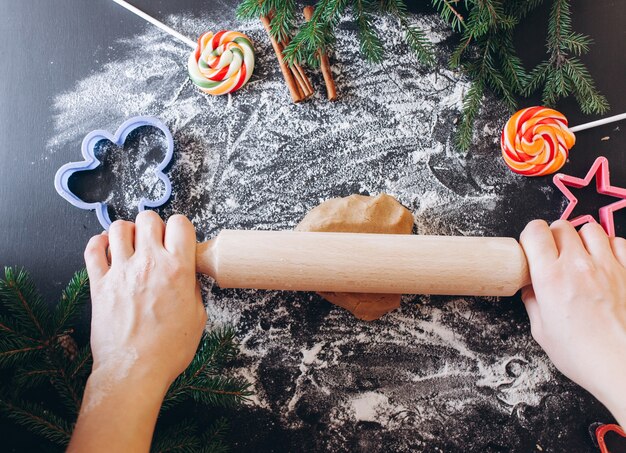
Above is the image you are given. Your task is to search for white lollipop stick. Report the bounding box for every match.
[112,0,196,49]
[570,112,626,133]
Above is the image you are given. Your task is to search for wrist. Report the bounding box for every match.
[70,352,170,453]
[589,371,626,428]
[86,351,171,411]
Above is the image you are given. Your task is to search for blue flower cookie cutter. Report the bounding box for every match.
[54,116,174,229]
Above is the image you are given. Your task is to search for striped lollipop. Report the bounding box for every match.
[187,31,255,96]
[501,106,576,177]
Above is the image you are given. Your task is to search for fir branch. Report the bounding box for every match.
[163,329,250,409]
[45,339,85,415]
[0,313,41,344]
[562,31,592,55]
[283,0,349,67]
[48,362,83,416]
[15,366,60,389]
[400,22,436,66]
[563,57,609,114]
[244,0,605,150]
[526,60,551,94]
[508,0,545,18]
[526,0,608,114]
[0,267,51,337]
[199,417,230,453]
[1,268,247,451]
[0,398,72,446]
[200,328,240,369]
[384,0,435,66]
[0,342,46,368]
[236,0,270,20]
[269,0,297,43]
[152,421,201,453]
[53,269,89,334]
[457,79,484,151]
[431,0,465,31]
[69,345,92,379]
[187,376,252,408]
[353,0,384,63]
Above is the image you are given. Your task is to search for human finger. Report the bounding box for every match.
[84,232,110,281]
[164,215,197,263]
[108,220,135,262]
[520,220,558,273]
[578,222,614,261]
[609,236,626,267]
[549,220,586,257]
[134,210,165,252]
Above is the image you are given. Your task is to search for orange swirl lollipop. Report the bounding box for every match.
[501,107,575,177]
[501,106,626,177]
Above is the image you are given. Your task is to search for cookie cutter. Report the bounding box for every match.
[593,423,626,453]
[54,116,174,229]
[553,156,626,236]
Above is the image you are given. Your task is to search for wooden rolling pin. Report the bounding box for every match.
[196,231,531,296]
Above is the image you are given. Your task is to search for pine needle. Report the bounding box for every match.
[53,269,89,335]
[526,0,608,115]
[0,267,51,337]
[0,397,72,446]
[1,269,249,450]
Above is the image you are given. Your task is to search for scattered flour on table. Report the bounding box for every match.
[49,9,575,451]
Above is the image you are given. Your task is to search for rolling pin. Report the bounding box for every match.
[196,231,531,296]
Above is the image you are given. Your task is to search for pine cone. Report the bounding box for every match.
[56,333,78,361]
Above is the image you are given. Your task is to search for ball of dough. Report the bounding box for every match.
[296,194,414,321]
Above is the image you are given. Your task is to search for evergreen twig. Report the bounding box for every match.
[525,0,608,114]
[0,398,73,446]
[0,269,249,450]
[239,0,608,151]
[0,268,50,337]
[52,269,89,335]
[200,417,230,453]
[163,328,251,410]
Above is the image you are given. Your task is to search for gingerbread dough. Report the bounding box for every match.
[296,193,414,321]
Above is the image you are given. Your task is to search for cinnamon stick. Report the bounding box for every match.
[303,6,337,101]
[294,63,314,98]
[260,15,302,103]
[281,38,314,99]
[276,38,307,100]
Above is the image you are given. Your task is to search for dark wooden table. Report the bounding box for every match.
[1,0,625,451]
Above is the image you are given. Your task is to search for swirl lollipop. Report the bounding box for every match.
[501,106,626,177]
[501,107,575,177]
[188,31,255,96]
[112,0,255,96]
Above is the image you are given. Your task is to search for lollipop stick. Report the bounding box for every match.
[111,0,196,49]
[570,112,626,133]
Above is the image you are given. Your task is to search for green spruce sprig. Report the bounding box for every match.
[381,0,435,66]
[525,0,608,114]
[151,417,230,453]
[238,0,607,152]
[282,0,350,67]
[0,268,249,451]
[163,328,251,410]
[446,0,530,149]
[0,268,90,447]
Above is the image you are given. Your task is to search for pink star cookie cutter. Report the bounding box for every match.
[553,156,626,237]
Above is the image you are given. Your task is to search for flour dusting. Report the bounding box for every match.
[49,7,595,452]
[82,347,139,413]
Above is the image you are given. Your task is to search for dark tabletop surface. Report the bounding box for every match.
[1,0,625,452]
[2,0,624,303]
